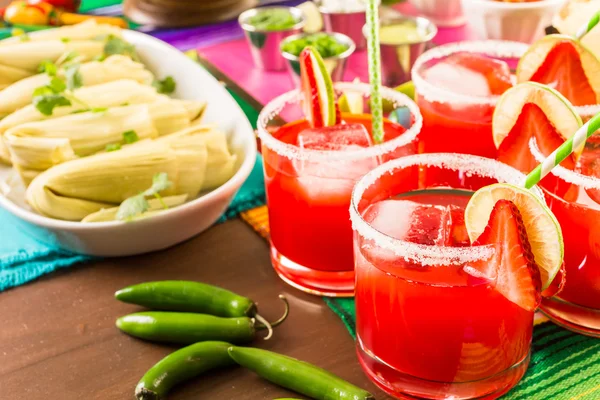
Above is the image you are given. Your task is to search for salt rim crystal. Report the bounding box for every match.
[411,40,529,106]
[576,103,600,120]
[349,153,545,266]
[530,137,600,190]
[257,82,422,162]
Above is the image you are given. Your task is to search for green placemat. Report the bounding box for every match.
[326,298,600,399]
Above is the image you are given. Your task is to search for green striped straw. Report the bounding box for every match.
[524,113,600,189]
[575,11,600,40]
[365,0,384,144]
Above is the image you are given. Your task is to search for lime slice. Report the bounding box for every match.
[297,1,323,33]
[395,81,415,100]
[465,183,564,290]
[493,82,583,155]
[516,34,600,104]
[339,90,364,114]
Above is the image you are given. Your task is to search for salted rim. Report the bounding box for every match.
[463,0,567,10]
[411,40,529,106]
[530,137,600,190]
[575,103,600,119]
[349,153,545,266]
[257,82,422,162]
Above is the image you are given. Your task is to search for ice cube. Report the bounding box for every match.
[422,52,513,97]
[362,199,466,246]
[297,123,374,151]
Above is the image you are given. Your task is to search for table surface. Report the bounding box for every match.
[1,219,390,400]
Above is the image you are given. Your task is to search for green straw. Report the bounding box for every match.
[575,11,600,40]
[365,0,384,144]
[524,113,600,189]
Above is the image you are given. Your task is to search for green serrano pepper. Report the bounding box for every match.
[116,307,288,344]
[136,341,235,400]
[228,347,374,400]
[115,281,259,318]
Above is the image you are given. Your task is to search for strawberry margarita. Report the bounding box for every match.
[350,154,550,399]
[258,81,421,296]
[412,41,528,159]
[530,138,600,336]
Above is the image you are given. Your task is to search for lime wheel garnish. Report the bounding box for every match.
[516,35,600,106]
[465,183,564,299]
[493,82,583,174]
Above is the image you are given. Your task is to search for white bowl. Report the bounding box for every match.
[462,0,567,43]
[409,0,465,27]
[0,30,257,257]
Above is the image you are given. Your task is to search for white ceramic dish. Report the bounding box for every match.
[0,29,257,257]
[409,0,465,27]
[462,0,567,43]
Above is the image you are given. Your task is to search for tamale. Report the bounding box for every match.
[5,104,158,171]
[0,80,160,136]
[26,131,209,221]
[0,40,105,74]
[81,195,189,222]
[0,55,154,119]
[0,21,123,47]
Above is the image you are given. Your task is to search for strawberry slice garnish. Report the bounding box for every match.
[473,200,542,311]
[299,47,338,128]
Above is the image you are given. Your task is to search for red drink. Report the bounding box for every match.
[350,154,537,399]
[530,138,600,336]
[412,42,528,158]
[258,83,421,296]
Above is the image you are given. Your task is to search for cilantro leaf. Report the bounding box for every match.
[38,60,57,76]
[123,130,139,144]
[33,93,71,116]
[32,77,71,115]
[116,194,149,221]
[60,37,70,43]
[105,143,121,152]
[152,76,176,94]
[64,63,83,91]
[117,173,172,221]
[104,35,137,60]
[92,107,108,113]
[48,77,67,93]
[143,173,172,197]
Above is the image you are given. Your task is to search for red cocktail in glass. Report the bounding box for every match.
[530,138,600,336]
[412,41,528,158]
[351,153,544,399]
[258,82,422,296]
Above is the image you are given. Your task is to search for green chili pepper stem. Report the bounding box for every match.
[254,295,289,340]
[135,341,235,400]
[114,281,256,318]
[227,347,375,400]
[116,312,256,345]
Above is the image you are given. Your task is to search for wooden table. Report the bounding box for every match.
[0,219,389,399]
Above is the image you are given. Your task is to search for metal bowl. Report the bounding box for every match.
[363,14,437,87]
[239,6,306,71]
[280,32,356,87]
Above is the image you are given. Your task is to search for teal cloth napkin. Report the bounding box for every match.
[0,156,265,292]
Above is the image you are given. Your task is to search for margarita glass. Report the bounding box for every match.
[412,41,528,159]
[258,82,422,296]
[351,153,543,399]
[530,138,600,336]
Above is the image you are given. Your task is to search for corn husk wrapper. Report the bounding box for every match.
[0,56,154,119]
[5,104,158,172]
[26,128,213,221]
[0,64,32,91]
[82,195,189,223]
[0,21,123,47]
